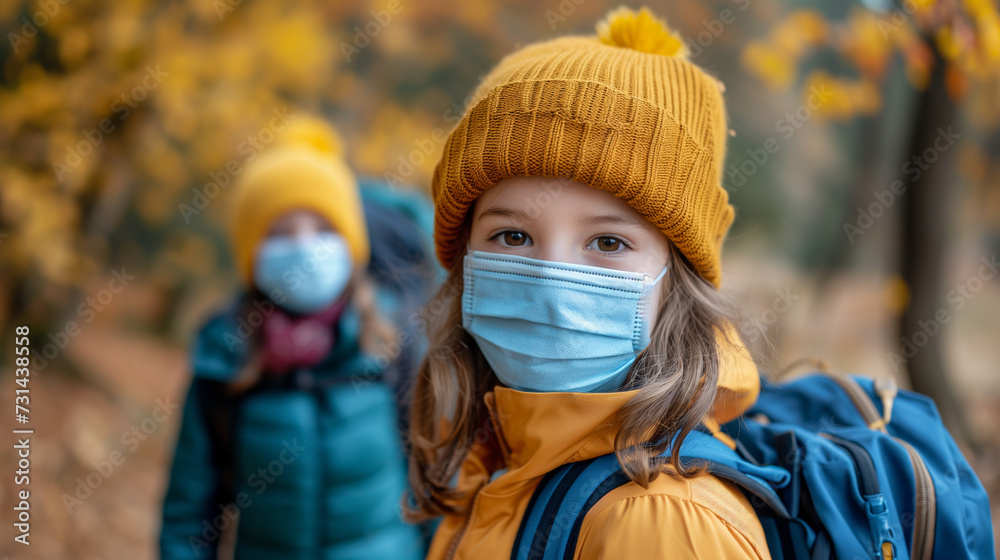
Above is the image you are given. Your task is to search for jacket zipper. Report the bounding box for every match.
[444,485,482,560]
[824,374,935,559]
[445,398,508,560]
[313,377,327,559]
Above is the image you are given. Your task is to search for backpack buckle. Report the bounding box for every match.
[865,495,897,560]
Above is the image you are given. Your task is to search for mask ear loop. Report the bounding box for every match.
[628,259,669,388]
[634,257,671,355]
[645,257,671,287]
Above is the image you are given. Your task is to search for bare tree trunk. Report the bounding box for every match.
[899,45,981,453]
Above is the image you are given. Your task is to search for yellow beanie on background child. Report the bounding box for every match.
[433,6,734,287]
[228,116,369,285]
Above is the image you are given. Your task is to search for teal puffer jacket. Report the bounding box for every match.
[161,186,434,559]
[160,306,424,560]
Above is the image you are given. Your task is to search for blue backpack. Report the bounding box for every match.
[513,373,995,560]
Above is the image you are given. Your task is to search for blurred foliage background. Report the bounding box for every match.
[0,0,998,558]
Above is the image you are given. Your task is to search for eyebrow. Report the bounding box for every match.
[476,206,533,222]
[478,205,646,229]
[579,212,645,228]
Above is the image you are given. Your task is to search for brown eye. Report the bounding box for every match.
[503,231,528,246]
[595,237,621,252]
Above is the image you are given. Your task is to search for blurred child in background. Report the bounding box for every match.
[160,116,433,560]
[406,7,772,559]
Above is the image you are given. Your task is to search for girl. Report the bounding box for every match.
[408,7,769,559]
[160,117,429,559]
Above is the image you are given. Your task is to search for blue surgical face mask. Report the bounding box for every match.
[253,232,353,314]
[461,251,667,393]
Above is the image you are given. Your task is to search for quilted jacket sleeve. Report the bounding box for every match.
[159,380,224,560]
[160,315,242,559]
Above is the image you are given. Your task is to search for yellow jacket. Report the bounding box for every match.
[426,338,771,560]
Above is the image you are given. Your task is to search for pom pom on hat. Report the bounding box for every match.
[596,6,690,60]
[272,117,345,157]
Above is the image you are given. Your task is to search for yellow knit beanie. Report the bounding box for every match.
[432,6,734,287]
[229,116,369,285]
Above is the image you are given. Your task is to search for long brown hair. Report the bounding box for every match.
[405,243,744,521]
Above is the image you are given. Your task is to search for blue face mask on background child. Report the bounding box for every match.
[462,251,667,393]
[254,232,353,314]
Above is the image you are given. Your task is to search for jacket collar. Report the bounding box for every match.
[194,298,367,382]
[479,328,760,483]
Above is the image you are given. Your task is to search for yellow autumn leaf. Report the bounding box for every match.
[974,7,1000,60]
[742,41,795,90]
[883,276,911,315]
[936,26,963,60]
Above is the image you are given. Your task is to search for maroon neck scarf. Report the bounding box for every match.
[260,295,350,376]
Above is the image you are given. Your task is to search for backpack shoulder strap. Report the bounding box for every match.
[512,429,792,560]
[511,453,623,560]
